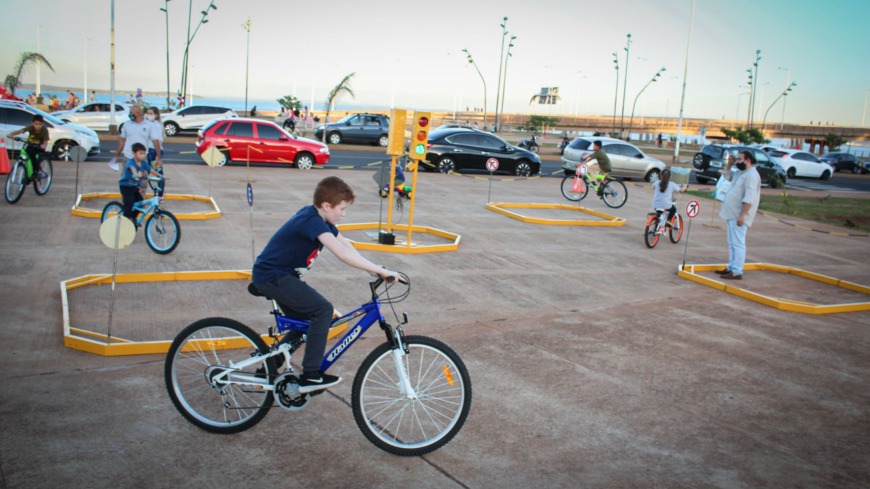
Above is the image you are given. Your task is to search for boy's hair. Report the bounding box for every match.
[32,114,44,123]
[593,140,602,148]
[314,176,355,207]
[131,142,147,153]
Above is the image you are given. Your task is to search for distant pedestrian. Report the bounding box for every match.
[90,90,96,102]
[250,106,257,118]
[657,133,663,147]
[716,150,761,280]
[66,90,76,109]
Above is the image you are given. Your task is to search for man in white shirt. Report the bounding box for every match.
[113,105,162,169]
[716,150,761,280]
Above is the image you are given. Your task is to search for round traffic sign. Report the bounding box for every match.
[577,164,588,175]
[99,215,136,250]
[486,158,499,171]
[686,200,700,219]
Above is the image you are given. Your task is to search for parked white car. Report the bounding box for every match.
[161,105,237,137]
[51,102,132,131]
[1,101,100,160]
[766,148,834,179]
[561,136,666,182]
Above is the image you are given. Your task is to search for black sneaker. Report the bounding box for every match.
[298,371,342,393]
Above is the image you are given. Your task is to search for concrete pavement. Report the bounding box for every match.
[1,158,868,488]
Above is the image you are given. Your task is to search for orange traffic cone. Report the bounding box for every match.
[0,138,11,174]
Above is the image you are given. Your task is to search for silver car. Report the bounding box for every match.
[561,136,665,182]
[0,101,100,160]
[52,102,132,131]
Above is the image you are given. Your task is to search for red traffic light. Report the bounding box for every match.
[417,116,429,128]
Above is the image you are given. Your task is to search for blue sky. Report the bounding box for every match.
[2,0,868,126]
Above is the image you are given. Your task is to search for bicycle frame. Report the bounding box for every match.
[129,197,160,226]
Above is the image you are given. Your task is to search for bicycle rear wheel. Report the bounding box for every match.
[145,209,181,254]
[165,318,274,434]
[560,175,589,202]
[5,161,26,204]
[644,215,660,248]
[33,158,52,195]
[669,214,684,243]
[352,335,472,456]
[601,179,628,208]
[101,201,124,223]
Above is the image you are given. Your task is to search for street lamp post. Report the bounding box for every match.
[462,48,487,128]
[242,18,251,115]
[612,52,619,134]
[863,89,869,128]
[619,33,632,137]
[180,0,217,106]
[778,66,790,129]
[747,49,761,128]
[673,0,695,164]
[494,16,508,132]
[626,67,665,140]
[762,82,796,131]
[160,1,171,109]
[499,36,516,130]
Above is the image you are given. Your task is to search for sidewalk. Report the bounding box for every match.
[1,160,868,488]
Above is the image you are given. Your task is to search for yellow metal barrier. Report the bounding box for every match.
[678,263,870,314]
[485,202,626,226]
[338,222,461,253]
[72,192,221,220]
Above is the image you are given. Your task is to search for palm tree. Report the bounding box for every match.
[322,72,356,142]
[4,52,54,96]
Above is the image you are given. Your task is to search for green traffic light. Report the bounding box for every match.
[415,144,425,155]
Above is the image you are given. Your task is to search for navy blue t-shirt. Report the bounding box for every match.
[252,205,338,282]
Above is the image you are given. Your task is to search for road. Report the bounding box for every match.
[94,139,870,193]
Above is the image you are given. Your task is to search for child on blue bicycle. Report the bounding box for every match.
[251,176,400,394]
[119,142,161,223]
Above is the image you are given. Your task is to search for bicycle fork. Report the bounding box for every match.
[390,328,418,400]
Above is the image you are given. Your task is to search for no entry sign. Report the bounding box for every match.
[686,200,700,219]
[486,158,499,171]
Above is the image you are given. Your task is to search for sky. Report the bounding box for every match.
[1,0,869,126]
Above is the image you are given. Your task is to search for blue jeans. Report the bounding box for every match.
[726,219,748,275]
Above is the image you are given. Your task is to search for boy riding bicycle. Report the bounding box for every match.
[579,140,611,193]
[118,143,162,223]
[8,114,50,179]
[251,176,400,394]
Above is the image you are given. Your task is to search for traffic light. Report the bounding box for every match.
[410,111,430,160]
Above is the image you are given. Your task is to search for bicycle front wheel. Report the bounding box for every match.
[165,318,274,434]
[644,215,660,248]
[352,335,472,456]
[669,214,684,243]
[101,201,124,223]
[560,175,589,202]
[601,179,628,208]
[33,158,52,195]
[5,161,26,204]
[145,210,181,254]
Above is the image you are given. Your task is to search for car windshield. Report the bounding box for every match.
[336,114,356,124]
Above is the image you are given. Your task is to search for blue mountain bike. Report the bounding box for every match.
[99,177,180,254]
[164,274,472,456]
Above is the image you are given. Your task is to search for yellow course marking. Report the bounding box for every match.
[338,222,461,253]
[485,202,625,226]
[72,192,221,220]
[61,270,347,356]
[678,263,870,314]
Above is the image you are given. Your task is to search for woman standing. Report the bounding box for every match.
[144,107,166,198]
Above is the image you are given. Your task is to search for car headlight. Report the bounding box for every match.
[319,147,329,154]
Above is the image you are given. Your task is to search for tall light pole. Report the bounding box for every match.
[160,1,171,109]
[778,66,790,129]
[494,16,508,132]
[612,52,619,134]
[462,48,487,128]
[673,0,695,164]
[747,49,761,128]
[180,1,217,106]
[83,37,89,106]
[627,67,665,140]
[863,89,869,128]
[619,33,632,136]
[242,18,251,115]
[499,35,516,130]
[762,82,796,131]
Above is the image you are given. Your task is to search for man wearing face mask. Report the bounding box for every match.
[112,105,162,171]
[716,150,761,280]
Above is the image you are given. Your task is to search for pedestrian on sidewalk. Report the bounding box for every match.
[716,150,761,280]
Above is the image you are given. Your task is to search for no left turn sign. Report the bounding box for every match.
[686,200,700,219]
[486,158,499,171]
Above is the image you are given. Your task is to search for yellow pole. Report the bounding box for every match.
[385,156,397,233]
[407,159,420,247]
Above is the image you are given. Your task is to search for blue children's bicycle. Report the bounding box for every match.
[164,274,472,456]
[99,177,180,254]
[4,137,53,204]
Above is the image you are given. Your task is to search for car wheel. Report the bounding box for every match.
[786,167,796,178]
[53,140,77,161]
[820,170,831,181]
[328,132,342,145]
[436,157,455,174]
[216,149,230,167]
[294,152,314,170]
[645,169,661,183]
[514,161,532,177]
[769,176,779,189]
[164,122,179,137]
[851,166,858,174]
[693,153,709,170]
[377,135,388,147]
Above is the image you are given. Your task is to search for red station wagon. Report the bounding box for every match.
[195,118,330,169]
